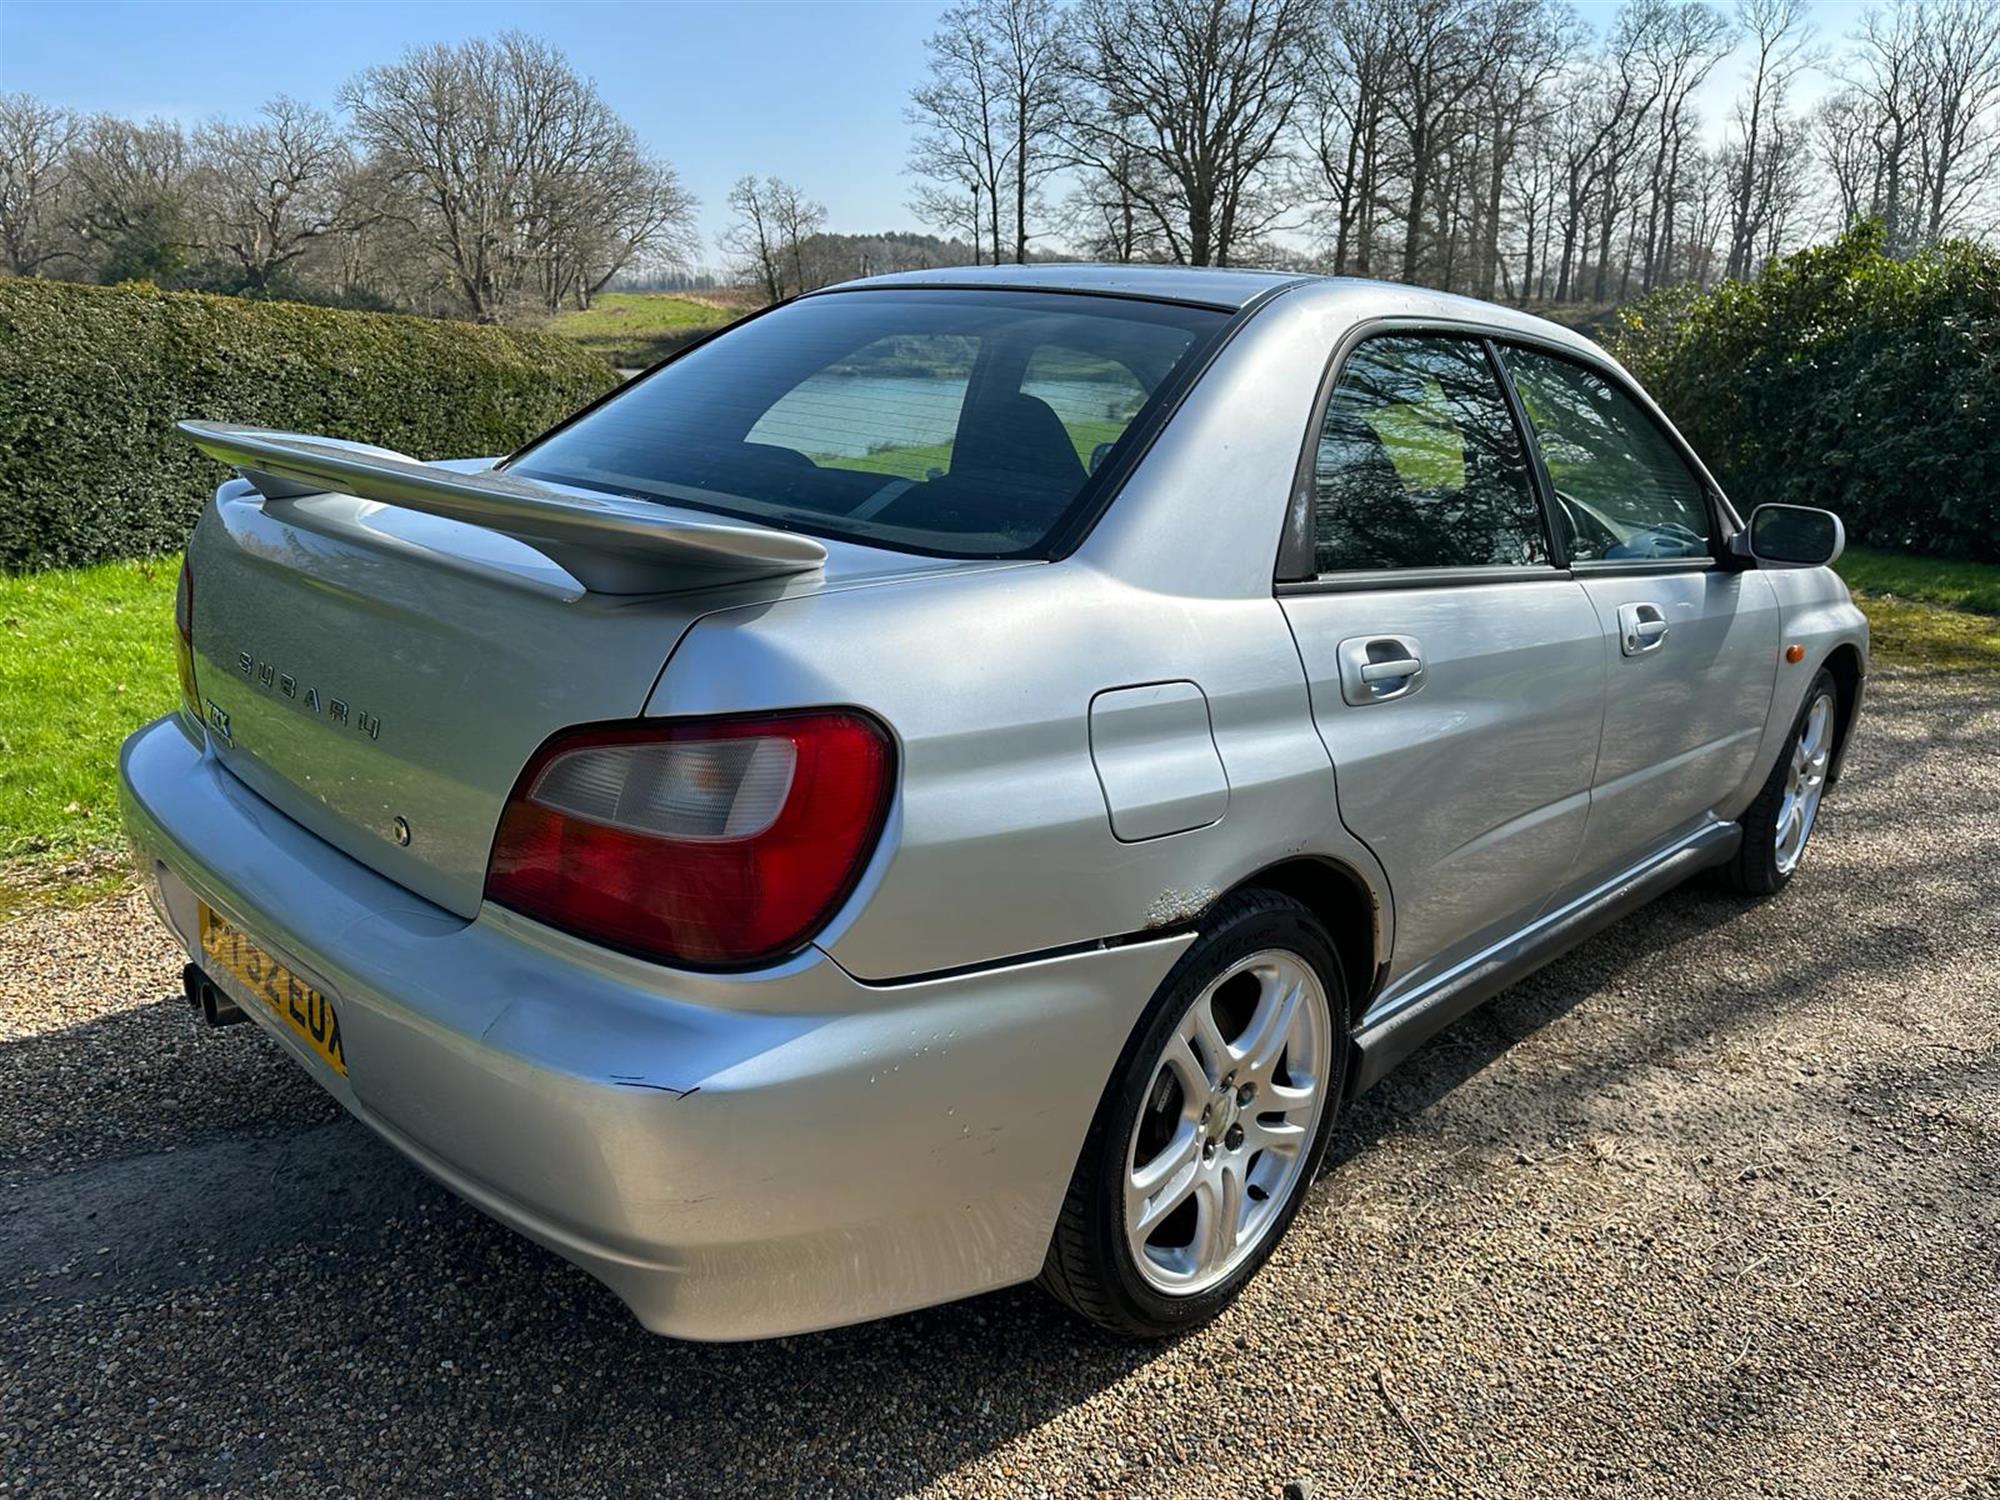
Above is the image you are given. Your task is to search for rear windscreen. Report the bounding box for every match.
[509,289,1230,559]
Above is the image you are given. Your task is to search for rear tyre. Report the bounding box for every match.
[1038,890,1348,1337]
[1720,667,1840,897]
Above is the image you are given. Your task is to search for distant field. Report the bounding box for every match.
[547,292,738,370]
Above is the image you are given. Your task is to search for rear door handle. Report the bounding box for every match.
[1617,602,1670,656]
[1337,635,1425,705]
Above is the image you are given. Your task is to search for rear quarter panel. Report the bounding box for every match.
[647,561,1390,983]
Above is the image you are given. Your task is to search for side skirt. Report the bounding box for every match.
[1347,821,1742,1096]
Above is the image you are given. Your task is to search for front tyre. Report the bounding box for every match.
[1721,667,1840,896]
[1039,890,1348,1337]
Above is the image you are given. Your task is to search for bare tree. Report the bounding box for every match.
[191,97,358,294]
[1069,0,1311,266]
[1302,0,1394,275]
[1840,1,1928,251]
[1913,0,2000,242]
[908,3,1011,263]
[0,93,79,277]
[907,0,1072,264]
[1059,125,1171,260]
[1470,0,1582,298]
[64,114,197,284]
[1378,0,1487,282]
[1630,0,1733,293]
[1546,62,1621,300]
[1724,0,1818,278]
[720,176,826,300]
[722,176,785,302]
[342,32,694,320]
[992,0,1074,260]
[528,141,697,310]
[1511,111,1569,298]
[1816,89,1880,230]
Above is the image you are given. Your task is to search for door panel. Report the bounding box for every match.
[1491,341,1783,888]
[1569,568,1780,880]
[1282,579,1606,993]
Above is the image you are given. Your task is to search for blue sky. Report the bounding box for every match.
[1,0,1864,256]
[0,1,939,255]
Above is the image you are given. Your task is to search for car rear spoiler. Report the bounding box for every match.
[177,420,827,594]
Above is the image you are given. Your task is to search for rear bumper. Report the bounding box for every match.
[119,717,1189,1339]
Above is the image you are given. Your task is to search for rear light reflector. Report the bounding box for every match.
[484,710,894,969]
[173,555,201,721]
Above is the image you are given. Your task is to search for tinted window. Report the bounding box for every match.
[1499,346,1712,563]
[1311,335,1548,573]
[747,333,977,481]
[1021,343,1151,474]
[511,290,1226,559]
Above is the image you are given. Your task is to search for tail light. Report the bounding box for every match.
[173,555,201,722]
[484,710,895,969]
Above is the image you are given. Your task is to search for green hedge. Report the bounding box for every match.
[1610,224,2000,563]
[0,278,620,571]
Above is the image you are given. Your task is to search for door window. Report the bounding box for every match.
[1498,346,1712,563]
[1311,335,1548,573]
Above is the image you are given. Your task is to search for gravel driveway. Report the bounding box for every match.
[3,671,1996,1498]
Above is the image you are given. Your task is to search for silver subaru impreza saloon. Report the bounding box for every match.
[121,266,1866,1340]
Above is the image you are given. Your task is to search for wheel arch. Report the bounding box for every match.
[1210,857,1384,1019]
[1821,642,1865,786]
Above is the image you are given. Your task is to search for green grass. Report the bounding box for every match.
[1850,592,2000,672]
[547,292,736,369]
[1837,547,2000,616]
[0,558,179,873]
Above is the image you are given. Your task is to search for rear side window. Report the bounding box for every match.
[510,290,1227,559]
[1311,334,1548,573]
[1498,346,1712,563]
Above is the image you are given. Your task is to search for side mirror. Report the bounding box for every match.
[1726,504,1845,569]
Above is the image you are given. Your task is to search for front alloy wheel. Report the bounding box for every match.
[1721,665,1841,896]
[1040,890,1347,1337]
[1775,690,1834,875]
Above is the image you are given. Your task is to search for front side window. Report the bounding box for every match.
[1311,334,1548,573]
[511,290,1226,559]
[1499,346,1713,563]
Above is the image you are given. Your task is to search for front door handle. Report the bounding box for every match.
[1617,602,1670,656]
[1337,635,1425,705]
[1359,657,1424,683]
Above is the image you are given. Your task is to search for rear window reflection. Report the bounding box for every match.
[511,291,1227,559]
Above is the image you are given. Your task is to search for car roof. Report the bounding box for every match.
[817,262,1309,311]
[814,264,1609,359]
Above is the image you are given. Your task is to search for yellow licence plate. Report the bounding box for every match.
[198,903,347,1077]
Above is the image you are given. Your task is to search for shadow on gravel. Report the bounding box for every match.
[9,847,1979,1499]
[7,678,1994,1494]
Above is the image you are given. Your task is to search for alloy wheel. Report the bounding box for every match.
[1123,950,1333,1295]
[1775,691,1835,875]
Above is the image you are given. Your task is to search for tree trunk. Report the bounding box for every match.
[1402,129,1430,283]
[1015,108,1029,263]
